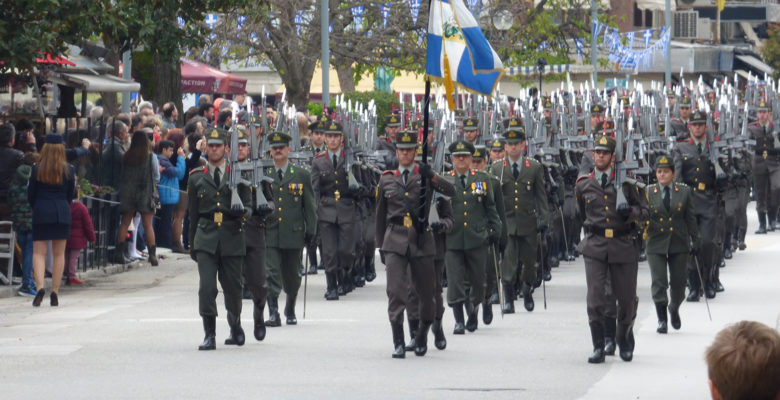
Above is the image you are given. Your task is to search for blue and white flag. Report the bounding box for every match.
[206,14,218,29]
[425,0,504,99]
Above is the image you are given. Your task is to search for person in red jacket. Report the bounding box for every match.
[65,191,96,285]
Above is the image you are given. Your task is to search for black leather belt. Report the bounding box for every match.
[587,226,633,238]
[199,212,241,222]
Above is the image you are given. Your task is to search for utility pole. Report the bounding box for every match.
[321,0,330,109]
[665,0,672,86]
[591,0,598,86]
[122,50,132,113]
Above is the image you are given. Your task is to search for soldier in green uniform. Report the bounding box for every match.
[302,117,328,274]
[645,155,699,334]
[462,118,480,146]
[669,97,692,140]
[188,127,252,351]
[575,134,648,363]
[264,132,317,327]
[490,119,549,314]
[488,138,505,165]
[445,140,501,334]
[748,101,779,233]
[376,130,455,358]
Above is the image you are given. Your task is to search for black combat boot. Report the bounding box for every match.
[588,321,605,364]
[769,208,778,231]
[432,319,447,350]
[364,255,376,282]
[488,288,499,305]
[253,301,266,341]
[668,303,681,330]
[284,294,297,325]
[655,303,668,334]
[638,249,647,262]
[616,323,635,362]
[307,247,318,274]
[604,318,616,356]
[337,270,347,296]
[482,300,493,325]
[723,233,733,260]
[414,321,432,356]
[452,303,466,334]
[522,282,535,312]
[198,316,216,351]
[756,211,767,234]
[404,319,419,352]
[353,262,366,288]
[324,272,339,300]
[465,301,479,332]
[148,246,159,266]
[737,229,746,250]
[265,296,282,327]
[224,313,245,346]
[502,284,515,314]
[686,269,701,302]
[391,322,405,359]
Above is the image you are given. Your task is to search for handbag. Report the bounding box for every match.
[149,154,161,210]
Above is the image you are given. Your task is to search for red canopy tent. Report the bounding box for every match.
[180,58,247,95]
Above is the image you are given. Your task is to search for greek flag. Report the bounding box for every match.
[425,0,504,101]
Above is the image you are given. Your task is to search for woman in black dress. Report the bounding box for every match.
[28,133,76,307]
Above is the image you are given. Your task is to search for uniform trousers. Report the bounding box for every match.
[753,160,780,212]
[445,245,487,306]
[196,249,243,317]
[647,252,687,307]
[688,212,717,288]
[584,256,638,326]
[243,244,268,309]
[501,233,537,286]
[266,247,303,298]
[319,221,355,273]
[385,251,435,324]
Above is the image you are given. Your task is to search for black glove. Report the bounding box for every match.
[256,203,273,217]
[304,233,314,246]
[430,222,446,233]
[689,245,699,256]
[537,225,547,234]
[418,163,435,180]
[617,202,632,218]
[380,251,386,265]
[344,185,360,198]
[558,196,565,207]
[499,240,507,255]
[228,205,245,218]
[190,252,198,262]
[565,165,579,178]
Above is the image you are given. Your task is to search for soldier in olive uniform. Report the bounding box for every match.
[576,134,648,364]
[490,119,549,314]
[645,156,699,334]
[749,101,779,234]
[302,117,329,274]
[672,111,725,301]
[312,121,363,300]
[445,140,501,334]
[264,132,317,326]
[236,129,275,341]
[462,118,480,146]
[669,97,692,140]
[188,128,253,351]
[376,130,455,358]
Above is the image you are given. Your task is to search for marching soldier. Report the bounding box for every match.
[376,130,455,358]
[488,138,506,163]
[445,140,501,334]
[264,132,317,327]
[672,110,724,301]
[237,129,275,341]
[312,121,362,300]
[579,105,607,176]
[645,156,699,334]
[490,118,549,314]
[462,118,480,145]
[669,97,692,140]
[188,128,252,351]
[302,117,328,275]
[749,101,779,234]
[376,114,402,170]
[576,134,648,363]
[479,144,507,311]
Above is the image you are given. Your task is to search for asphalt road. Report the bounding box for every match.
[1,206,778,400]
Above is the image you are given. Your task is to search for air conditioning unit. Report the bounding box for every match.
[673,11,699,39]
[677,0,714,7]
[697,17,713,41]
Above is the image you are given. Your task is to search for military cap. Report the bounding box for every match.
[657,122,666,133]
[463,117,479,131]
[678,96,692,107]
[237,126,249,144]
[472,145,487,160]
[590,104,605,115]
[308,115,330,131]
[385,114,402,127]
[206,127,228,145]
[505,117,524,131]
[415,143,424,160]
[595,120,615,135]
[620,96,630,108]
[594,134,616,153]
[690,110,706,124]
[503,128,526,143]
[324,121,343,135]
[543,97,553,110]
[454,109,467,119]
[411,120,434,131]
[654,154,674,171]
[665,88,675,97]
[489,138,505,150]
[756,101,770,111]
[396,130,419,149]
[268,131,292,147]
[449,140,475,156]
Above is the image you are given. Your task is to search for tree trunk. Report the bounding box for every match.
[335,63,355,93]
[100,37,121,115]
[151,52,183,124]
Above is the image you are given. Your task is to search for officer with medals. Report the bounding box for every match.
[489,118,549,314]
[672,110,723,301]
[188,128,253,350]
[375,130,455,358]
[575,134,648,363]
[749,100,779,233]
[311,121,362,300]
[445,140,501,334]
[645,155,699,334]
[264,132,317,327]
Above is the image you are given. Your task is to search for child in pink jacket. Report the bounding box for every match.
[65,195,96,285]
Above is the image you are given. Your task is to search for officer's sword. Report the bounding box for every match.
[303,248,309,319]
[539,236,547,310]
[558,205,569,262]
[692,255,712,321]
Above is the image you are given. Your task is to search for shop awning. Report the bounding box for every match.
[735,54,774,76]
[636,0,675,12]
[58,73,140,92]
[180,58,247,95]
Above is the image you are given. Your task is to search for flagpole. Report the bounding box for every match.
[418,0,433,237]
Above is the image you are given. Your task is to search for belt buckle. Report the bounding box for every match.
[403,214,413,228]
[213,212,223,225]
[604,228,614,238]
[698,182,706,191]
[334,190,340,201]
[763,150,768,160]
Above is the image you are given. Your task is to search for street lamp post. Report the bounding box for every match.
[537,57,547,99]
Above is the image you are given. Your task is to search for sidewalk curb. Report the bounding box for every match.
[0,248,174,299]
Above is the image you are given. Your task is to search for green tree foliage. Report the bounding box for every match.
[761,23,780,81]
[341,90,400,134]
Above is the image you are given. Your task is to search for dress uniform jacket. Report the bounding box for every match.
[489,157,549,237]
[311,150,359,224]
[446,169,501,250]
[749,122,779,173]
[265,164,317,249]
[645,182,700,254]
[669,118,690,140]
[672,139,719,221]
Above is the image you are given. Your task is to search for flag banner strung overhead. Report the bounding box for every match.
[426,0,504,103]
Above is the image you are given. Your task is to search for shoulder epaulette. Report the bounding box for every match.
[382,170,394,175]
[190,166,205,175]
[575,175,589,183]
[314,152,327,158]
